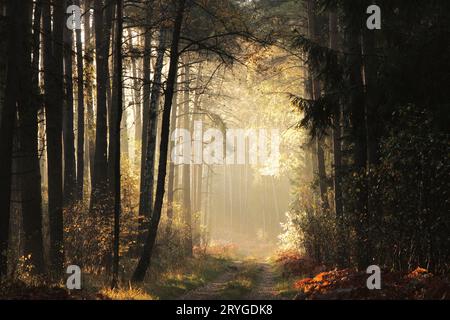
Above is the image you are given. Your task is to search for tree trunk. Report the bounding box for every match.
[0,0,6,122]
[344,3,370,269]
[329,10,346,267]
[0,0,29,278]
[111,0,123,289]
[84,0,95,188]
[166,77,179,230]
[182,58,193,257]
[362,12,381,263]
[63,1,77,204]
[75,0,85,200]
[43,0,65,275]
[307,0,328,211]
[129,31,142,154]
[193,65,203,245]
[316,138,328,209]
[91,0,113,212]
[362,4,380,169]
[107,2,119,194]
[140,7,152,188]
[18,0,45,274]
[132,0,187,282]
[138,28,167,238]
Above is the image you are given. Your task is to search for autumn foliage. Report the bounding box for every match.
[276,250,324,277]
[293,267,450,300]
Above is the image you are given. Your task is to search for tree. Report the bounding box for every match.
[138,28,167,240]
[43,0,65,274]
[342,1,370,269]
[328,9,346,267]
[361,0,381,262]
[91,0,114,212]
[140,3,153,211]
[0,0,32,278]
[182,56,193,257]
[166,77,179,231]
[192,64,204,245]
[107,2,119,194]
[132,0,187,282]
[18,0,45,274]
[63,0,77,204]
[111,0,123,289]
[84,0,96,186]
[306,0,328,211]
[75,0,85,200]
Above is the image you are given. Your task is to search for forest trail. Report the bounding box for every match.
[179,261,244,300]
[244,263,281,300]
[179,260,282,300]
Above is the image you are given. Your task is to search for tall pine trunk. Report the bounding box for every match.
[166,77,179,230]
[182,58,193,257]
[0,0,30,278]
[329,10,346,267]
[43,0,65,275]
[140,7,152,190]
[192,64,203,246]
[307,0,328,211]
[18,0,45,274]
[63,1,77,204]
[344,2,370,269]
[138,29,167,239]
[107,2,120,195]
[111,0,123,289]
[91,0,113,212]
[84,0,96,188]
[132,0,187,282]
[75,0,85,200]
[129,32,142,154]
[362,12,380,264]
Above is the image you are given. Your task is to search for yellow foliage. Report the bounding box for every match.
[100,287,156,300]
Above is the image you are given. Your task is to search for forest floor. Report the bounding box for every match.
[2,246,448,300]
[0,243,289,300]
[275,251,450,300]
[0,254,235,300]
[180,260,284,300]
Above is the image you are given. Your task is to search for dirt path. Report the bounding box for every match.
[180,260,283,300]
[180,262,243,300]
[244,263,281,300]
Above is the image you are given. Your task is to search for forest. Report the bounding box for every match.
[0,0,448,300]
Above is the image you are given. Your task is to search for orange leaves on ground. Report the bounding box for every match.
[276,250,319,277]
[294,269,359,296]
[407,267,430,279]
[293,267,450,300]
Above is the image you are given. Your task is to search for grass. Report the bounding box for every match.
[99,287,156,300]
[270,257,302,300]
[1,247,271,300]
[72,254,233,300]
[220,262,260,300]
[146,255,232,299]
[274,275,298,299]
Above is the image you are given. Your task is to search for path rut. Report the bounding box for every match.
[244,263,281,300]
[180,263,242,300]
[180,261,283,300]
